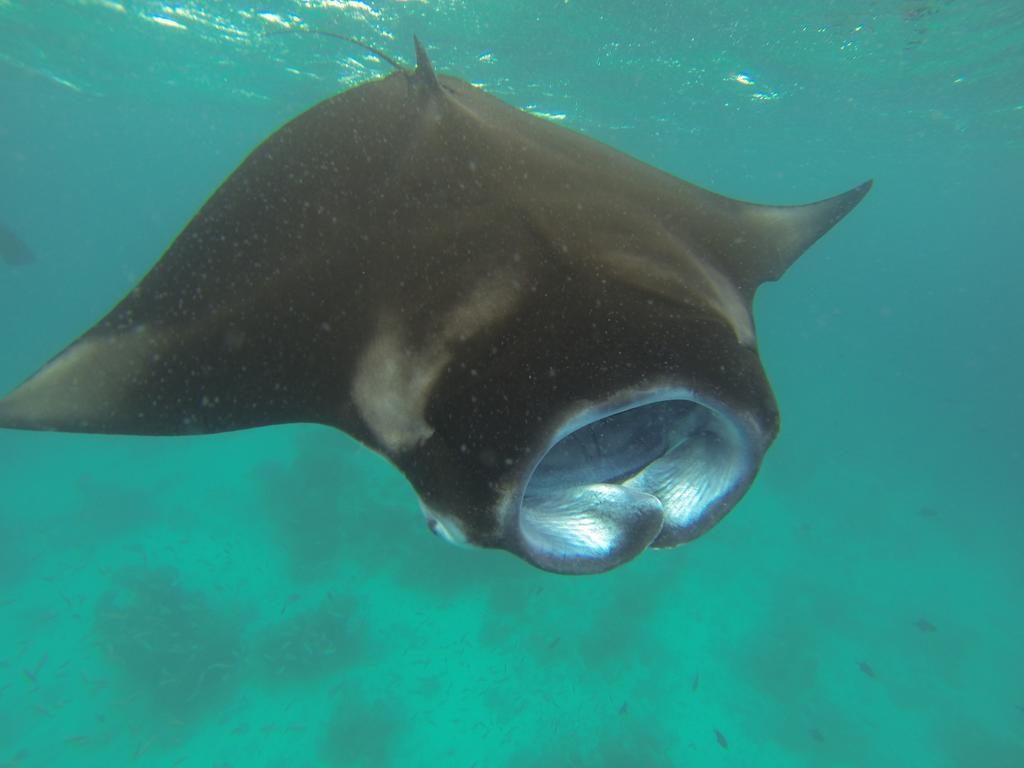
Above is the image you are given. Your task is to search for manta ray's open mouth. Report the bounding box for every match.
[514,393,760,574]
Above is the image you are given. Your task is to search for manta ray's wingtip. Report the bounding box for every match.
[824,178,874,231]
[850,178,874,205]
[827,178,873,224]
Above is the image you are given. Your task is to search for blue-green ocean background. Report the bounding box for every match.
[0,1,1021,766]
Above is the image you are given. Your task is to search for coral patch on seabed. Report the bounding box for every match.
[93,566,242,722]
[254,592,364,684]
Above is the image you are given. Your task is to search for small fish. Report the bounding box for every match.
[918,505,939,518]
[280,593,300,615]
[63,735,90,746]
[691,673,700,692]
[618,701,629,716]
[21,654,47,685]
[809,727,825,743]
[914,617,937,633]
[714,729,728,749]
[858,661,876,678]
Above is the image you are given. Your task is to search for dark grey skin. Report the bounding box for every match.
[0,40,871,574]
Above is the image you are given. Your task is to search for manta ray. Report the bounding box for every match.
[0,39,870,574]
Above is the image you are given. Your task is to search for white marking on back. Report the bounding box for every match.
[351,267,522,454]
[350,321,445,453]
[703,267,755,347]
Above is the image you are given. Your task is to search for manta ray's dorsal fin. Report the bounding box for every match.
[412,35,440,92]
[691,180,873,298]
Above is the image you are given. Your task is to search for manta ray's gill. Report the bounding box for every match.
[0,38,871,574]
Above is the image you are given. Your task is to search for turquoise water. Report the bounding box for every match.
[1,1,1022,765]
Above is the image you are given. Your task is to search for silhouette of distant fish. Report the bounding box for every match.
[0,223,35,266]
[914,617,937,633]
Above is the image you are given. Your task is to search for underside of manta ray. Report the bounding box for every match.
[0,39,871,574]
